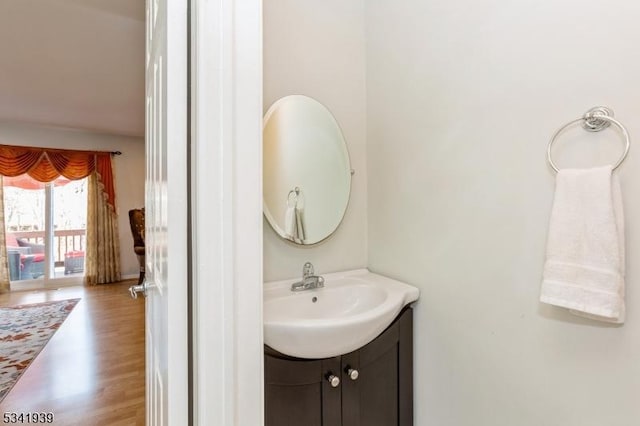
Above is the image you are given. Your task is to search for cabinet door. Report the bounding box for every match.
[265,353,342,426]
[342,308,413,426]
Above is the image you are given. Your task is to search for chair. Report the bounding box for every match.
[128,208,145,285]
[5,234,45,280]
[16,238,45,279]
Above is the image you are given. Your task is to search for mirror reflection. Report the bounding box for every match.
[263,95,352,245]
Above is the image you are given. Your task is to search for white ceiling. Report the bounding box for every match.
[0,0,145,137]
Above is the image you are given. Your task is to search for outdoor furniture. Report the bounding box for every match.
[20,254,38,279]
[5,234,44,280]
[64,250,85,275]
[128,208,145,285]
[16,237,44,254]
[7,250,21,280]
[16,238,45,279]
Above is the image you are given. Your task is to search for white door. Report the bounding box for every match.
[133,0,189,424]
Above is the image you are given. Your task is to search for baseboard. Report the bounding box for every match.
[121,273,139,280]
[11,273,140,292]
[11,276,84,292]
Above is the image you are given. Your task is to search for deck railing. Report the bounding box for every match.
[10,229,86,265]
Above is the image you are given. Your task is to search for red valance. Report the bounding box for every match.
[0,145,116,209]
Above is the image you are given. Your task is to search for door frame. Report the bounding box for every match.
[190,0,263,424]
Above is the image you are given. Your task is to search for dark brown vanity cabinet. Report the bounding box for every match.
[265,308,413,426]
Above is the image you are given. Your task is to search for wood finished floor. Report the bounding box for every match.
[0,281,145,426]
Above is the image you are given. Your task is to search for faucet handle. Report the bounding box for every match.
[303,261,314,278]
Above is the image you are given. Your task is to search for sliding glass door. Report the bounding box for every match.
[3,174,87,284]
[52,176,88,278]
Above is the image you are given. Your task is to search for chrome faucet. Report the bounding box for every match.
[291,262,325,292]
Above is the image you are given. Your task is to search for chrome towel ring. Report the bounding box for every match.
[547,106,630,173]
[287,187,301,208]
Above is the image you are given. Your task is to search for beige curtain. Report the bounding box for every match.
[85,171,121,284]
[0,176,9,293]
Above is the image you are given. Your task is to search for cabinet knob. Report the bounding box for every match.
[346,368,359,381]
[326,374,340,388]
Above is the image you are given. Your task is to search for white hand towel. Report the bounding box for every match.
[284,205,298,242]
[540,166,625,323]
[295,207,306,243]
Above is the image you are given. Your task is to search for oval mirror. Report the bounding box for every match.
[263,95,352,245]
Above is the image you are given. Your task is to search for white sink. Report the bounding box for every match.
[264,269,419,359]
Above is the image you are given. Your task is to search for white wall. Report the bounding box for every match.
[0,122,145,277]
[263,0,367,281]
[366,1,640,425]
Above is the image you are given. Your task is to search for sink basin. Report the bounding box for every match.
[264,269,419,359]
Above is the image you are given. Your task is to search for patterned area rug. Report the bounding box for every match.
[0,298,80,403]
